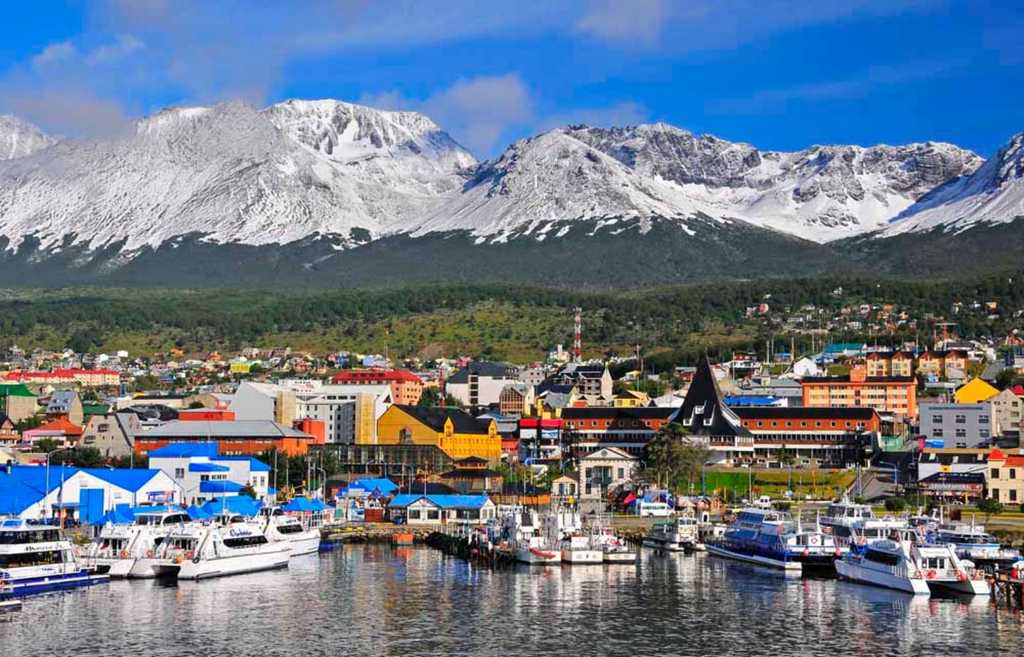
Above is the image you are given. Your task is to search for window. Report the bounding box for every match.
[980,430,989,439]
[407,509,420,520]
[992,468,1000,479]
[426,509,440,520]
[1011,469,1017,480]
[979,415,989,424]
[617,467,625,480]
[174,468,185,479]
[932,415,943,424]
[1012,490,1019,502]
[932,429,943,438]
[955,428,967,438]
[955,414,966,424]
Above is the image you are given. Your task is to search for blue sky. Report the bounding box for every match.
[1,1,1021,158]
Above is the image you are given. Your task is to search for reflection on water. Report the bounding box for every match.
[2,546,1023,657]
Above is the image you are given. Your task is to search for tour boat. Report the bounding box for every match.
[835,531,989,596]
[642,516,699,552]
[259,507,321,556]
[0,519,108,596]
[86,507,193,578]
[152,521,291,580]
[507,510,560,566]
[818,497,907,551]
[930,520,1021,571]
[706,508,838,574]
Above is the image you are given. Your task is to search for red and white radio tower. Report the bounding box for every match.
[573,307,582,362]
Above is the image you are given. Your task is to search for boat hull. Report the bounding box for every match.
[1,570,109,597]
[561,548,603,564]
[642,538,692,552]
[706,543,801,573]
[603,550,638,564]
[174,548,292,580]
[927,578,990,596]
[834,559,929,594]
[515,547,561,565]
[287,534,322,557]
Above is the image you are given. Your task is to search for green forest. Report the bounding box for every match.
[0,269,1021,364]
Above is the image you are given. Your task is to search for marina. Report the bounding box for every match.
[2,543,1023,657]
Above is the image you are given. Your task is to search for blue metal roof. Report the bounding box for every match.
[282,496,317,512]
[189,462,230,473]
[81,468,162,491]
[214,456,271,472]
[148,443,219,458]
[724,395,781,407]
[201,496,261,516]
[387,493,490,510]
[199,480,243,494]
[348,478,398,494]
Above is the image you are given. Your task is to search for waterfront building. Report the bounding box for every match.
[578,447,638,503]
[134,419,319,457]
[732,407,878,467]
[147,442,273,505]
[561,407,674,458]
[801,365,917,419]
[374,405,501,466]
[668,356,755,465]
[386,493,495,526]
[986,448,1024,505]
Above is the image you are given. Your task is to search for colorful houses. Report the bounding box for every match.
[329,368,424,405]
[801,365,917,419]
[986,449,1024,506]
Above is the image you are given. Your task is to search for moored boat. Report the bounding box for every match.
[642,515,699,552]
[153,521,291,580]
[259,507,321,556]
[706,508,837,574]
[0,519,109,596]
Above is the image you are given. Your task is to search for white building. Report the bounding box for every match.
[147,443,273,505]
[447,362,521,408]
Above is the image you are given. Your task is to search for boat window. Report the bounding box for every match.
[0,549,65,567]
[0,529,60,544]
[222,535,269,548]
[278,524,304,535]
[864,549,900,566]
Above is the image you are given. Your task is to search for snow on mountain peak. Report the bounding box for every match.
[0,114,56,160]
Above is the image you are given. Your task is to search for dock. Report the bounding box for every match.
[991,572,1024,609]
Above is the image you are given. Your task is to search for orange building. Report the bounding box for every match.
[917,350,969,379]
[801,365,917,418]
[331,368,424,405]
[176,409,236,422]
[133,419,317,457]
[865,351,915,378]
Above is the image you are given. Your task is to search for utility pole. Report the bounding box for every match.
[573,307,582,363]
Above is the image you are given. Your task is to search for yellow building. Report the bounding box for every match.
[612,389,650,408]
[374,405,501,465]
[954,377,1000,404]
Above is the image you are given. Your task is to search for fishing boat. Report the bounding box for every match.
[152,521,291,580]
[86,506,193,578]
[0,519,108,596]
[560,533,603,564]
[835,530,989,596]
[589,525,637,564]
[259,507,321,556]
[508,510,560,565]
[706,508,838,574]
[642,515,699,552]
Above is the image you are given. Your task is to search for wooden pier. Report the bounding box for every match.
[991,572,1024,609]
[320,524,432,546]
[424,530,517,568]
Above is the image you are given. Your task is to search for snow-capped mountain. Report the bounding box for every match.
[0,114,56,160]
[881,132,1024,236]
[0,100,474,252]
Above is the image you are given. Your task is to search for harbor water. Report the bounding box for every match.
[3,545,1024,657]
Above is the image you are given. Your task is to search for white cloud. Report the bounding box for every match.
[541,101,649,130]
[31,41,79,69]
[575,0,668,44]
[421,74,535,155]
[6,91,131,138]
[87,34,145,65]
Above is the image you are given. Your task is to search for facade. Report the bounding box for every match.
[446,362,520,408]
[0,413,17,445]
[0,383,37,424]
[148,443,273,504]
[498,383,534,417]
[330,369,424,405]
[917,448,989,483]
[801,366,917,419]
[668,356,755,464]
[562,407,674,458]
[733,407,878,467]
[289,381,392,444]
[79,412,142,459]
[545,364,613,404]
[987,449,1024,505]
[438,457,502,493]
[374,405,501,466]
[134,420,317,457]
[228,382,296,424]
[865,351,915,378]
[987,388,1022,434]
[918,350,969,380]
[3,368,120,387]
[578,446,638,502]
[46,390,83,425]
[919,402,993,448]
[953,377,1000,405]
[386,493,496,526]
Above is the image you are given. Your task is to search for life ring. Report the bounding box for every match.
[174,555,184,564]
[809,535,820,546]
[957,571,968,582]
[926,569,937,579]
[119,550,128,559]
[184,551,194,560]
[145,550,155,558]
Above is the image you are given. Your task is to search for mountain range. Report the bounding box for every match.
[0,100,1021,288]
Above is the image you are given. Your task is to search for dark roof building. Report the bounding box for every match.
[670,356,750,437]
[392,405,493,434]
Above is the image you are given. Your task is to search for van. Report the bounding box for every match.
[638,502,672,517]
[754,496,772,510]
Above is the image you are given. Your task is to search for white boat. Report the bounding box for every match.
[819,497,906,550]
[153,521,291,580]
[86,507,193,578]
[259,507,321,557]
[931,519,1021,570]
[560,533,603,564]
[642,515,699,552]
[836,531,989,596]
[590,525,637,564]
[509,510,561,566]
[0,519,108,596]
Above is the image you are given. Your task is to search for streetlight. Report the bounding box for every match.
[43,447,75,523]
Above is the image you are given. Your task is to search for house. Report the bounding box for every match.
[438,456,503,493]
[801,365,917,419]
[545,363,613,404]
[917,448,989,483]
[329,368,424,405]
[374,405,501,465]
[550,475,579,505]
[919,403,993,448]
[0,413,18,445]
[986,449,1024,506]
[865,351,916,378]
[0,383,37,423]
[498,383,535,416]
[578,447,638,503]
[386,493,496,525]
[133,419,318,457]
[147,442,273,505]
[79,412,142,459]
[918,350,969,380]
[613,389,650,408]
[46,390,83,425]
[22,416,84,447]
[987,388,1022,434]
[953,377,1000,405]
[446,361,520,408]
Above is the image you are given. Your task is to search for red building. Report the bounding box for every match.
[330,368,425,405]
[134,419,319,457]
[560,408,675,457]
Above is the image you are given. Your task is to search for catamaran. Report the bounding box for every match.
[85,506,193,578]
[835,529,989,596]
[642,515,699,552]
[818,497,907,550]
[152,520,291,580]
[259,506,321,556]
[0,519,108,596]
[706,508,839,574]
[930,519,1021,571]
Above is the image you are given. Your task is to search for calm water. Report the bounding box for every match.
[3,546,1024,657]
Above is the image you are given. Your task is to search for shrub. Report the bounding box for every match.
[884,497,906,513]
